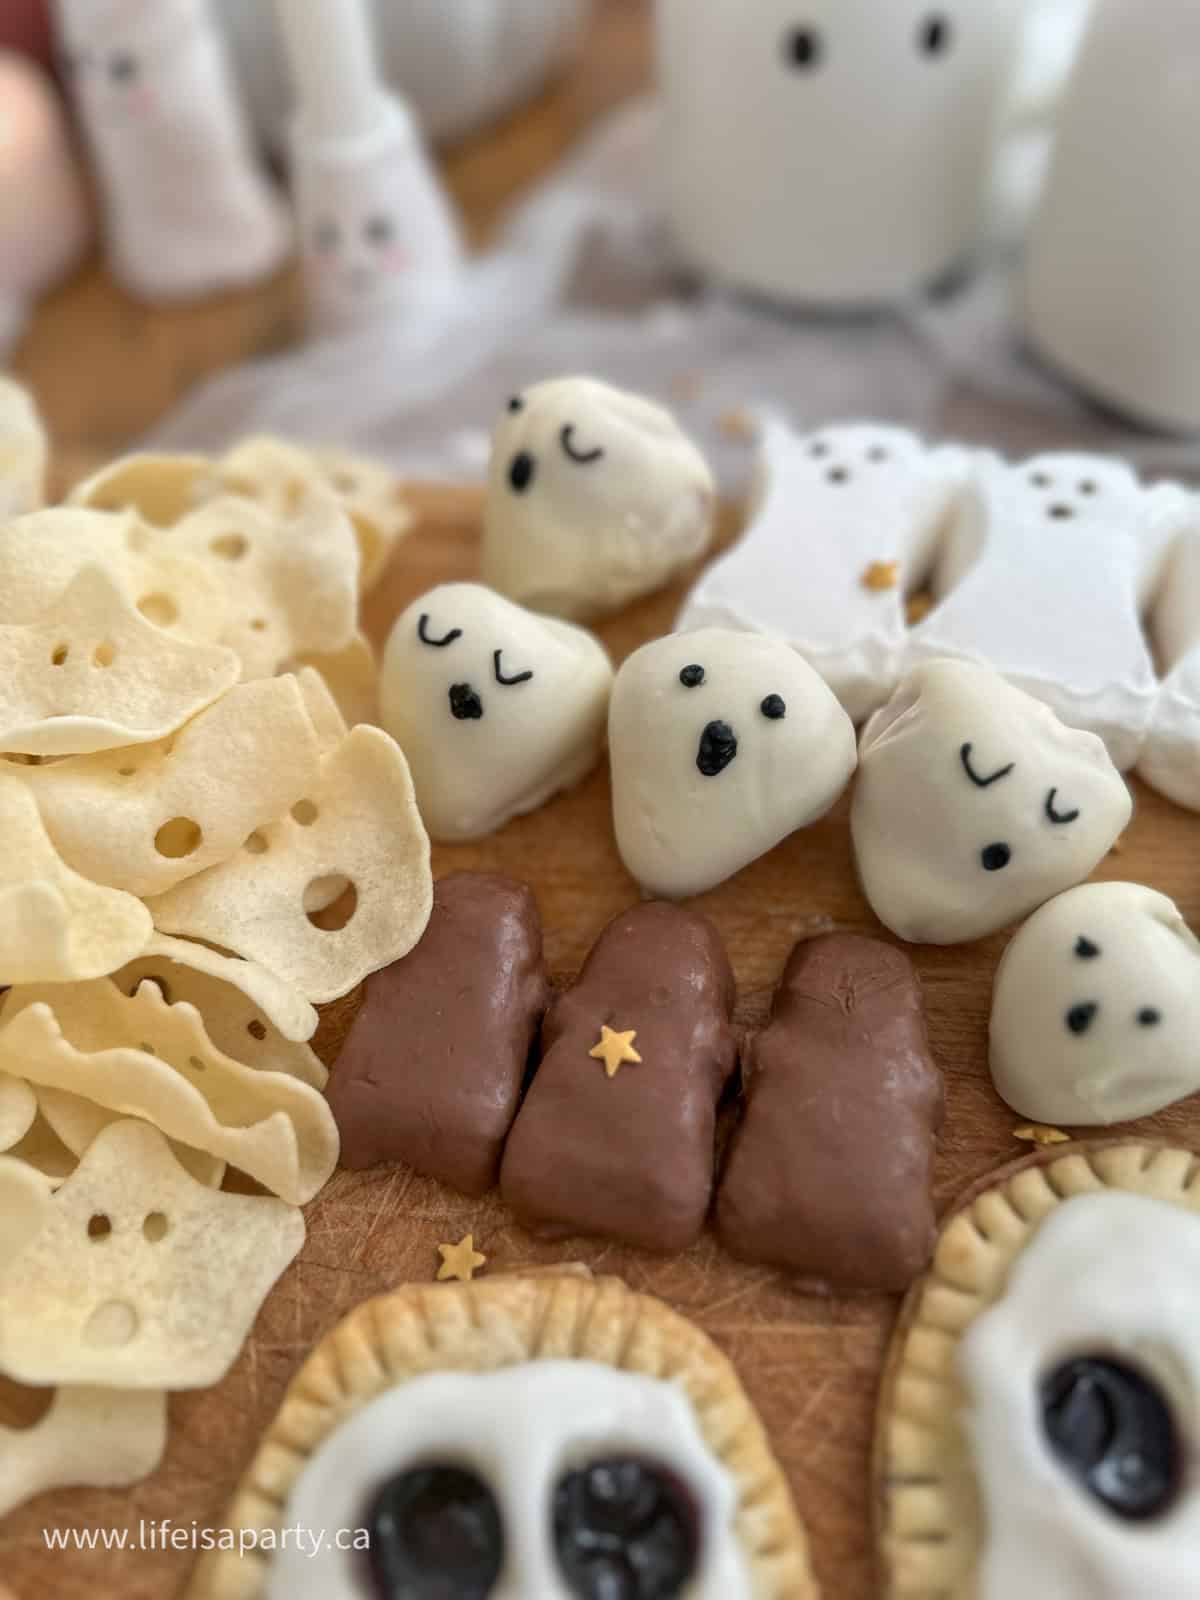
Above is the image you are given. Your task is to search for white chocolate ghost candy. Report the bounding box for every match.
[961,1190,1200,1599]
[657,0,1025,306]
[852,661,1131,946]
[482,378,716,622]
[380,583,613,842]
[907,451,1194,768]
[677,419,969,722]
[610,628,856,899]
[990,882,1200,1125]
[1138,515,1200,811]
[54,0,290,303]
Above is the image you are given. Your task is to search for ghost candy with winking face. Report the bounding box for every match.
[380,582,613,842]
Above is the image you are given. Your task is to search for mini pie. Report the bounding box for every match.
[876,1142,1200,1599]
[187,1274,817,1600]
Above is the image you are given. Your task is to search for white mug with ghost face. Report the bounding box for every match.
[1024,0,1200,433]
[656,0,1025,306]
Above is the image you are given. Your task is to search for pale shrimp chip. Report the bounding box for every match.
[0,1385,167,1520]
[0,565,239,756]
[149,727,433,1005]
[22,676,323,897]
[0,1152,54,1270]
[165,495,358,681]
[0,377,47,520]
[294,666,348,756]
[0,776,151,983]
[34,1087,226,1188]
[0,1119,304,1390]
[67,451,208,525]
[292,631,378,729]
[0,1073,37,1152]
[115,934,325,1090]
[0,981,339,1204]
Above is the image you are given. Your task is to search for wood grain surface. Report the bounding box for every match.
[3,486,1200,1600]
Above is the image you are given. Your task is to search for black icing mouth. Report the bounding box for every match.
[449,683,484,721]
[508,452,536,493]
[697,720,738,778]
[1041,1355,1181,1521]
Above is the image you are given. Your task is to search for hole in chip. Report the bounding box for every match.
[84,1301,138,1348]
[118,766,138,777]
[92,641,117,668]
[87,1214,113,1241]
[187,1056,207,1073]
[244,831,269,855]
[291,799,319,826]
[304,875,358,932]
[211,533,249,560]
[0,1377,55,1431]
[155,817,203,859]
[247,1019,268,1041]
[51,644,69,666]
[138,592,179,628]
[142,1212,169,1242]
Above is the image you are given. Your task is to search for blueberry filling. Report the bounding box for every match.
[365,1463,504,1599]
[553,1457,700,1599]
[1041,1356,1180,1521]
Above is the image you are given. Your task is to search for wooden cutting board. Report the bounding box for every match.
[5,486,1199,1600]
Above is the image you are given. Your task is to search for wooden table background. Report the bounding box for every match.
[4,4,1200,1596]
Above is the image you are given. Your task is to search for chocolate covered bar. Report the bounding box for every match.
[327,872,549,1196]
[499,901,737,1252]
[716,933,943,1292]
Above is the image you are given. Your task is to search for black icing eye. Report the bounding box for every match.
[1041,1356,1180,1522]
[918,13,953,57]
[561,424,605,466]
[782,25,823,70]
[493,649,533,687]
[509,452,537,494]
[508,395,525,413]
[365,1463,504,1600]
[553,1457,700,1600]
[110,51,139,83]
[364,213,395,247]
[679,664,705,689]
[417,614,462,649]
[980,842,1011,872]
[1138,1007,1163,1028]
[761,694,787,721]
[1066,1001,1098,1035]
[1075,937,1101,960]
[313,220,340,255]
[1045,788,1081,826]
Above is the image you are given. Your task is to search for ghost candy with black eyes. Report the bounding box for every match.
[610,628,857,899]
[851,660,1131,946]
[185,1275,818,1600]
[380,582,613,842]
[878,1143,1200,1600]
[989,881,1200,1125]
[482,377,716,621]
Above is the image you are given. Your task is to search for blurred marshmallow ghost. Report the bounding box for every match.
[656,0,1025,306]
[273,0,463,336]
[53,0,290,303]
[1025,0,1200,433]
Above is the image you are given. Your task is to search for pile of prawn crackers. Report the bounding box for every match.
[0,379,431,1513]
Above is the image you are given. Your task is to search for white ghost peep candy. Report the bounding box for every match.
[610,627,856,899]
[678,419,969,722]
[989,882,1200,1125]
[380,582,613,842]
[482,377,716,622]
[852,661,1131,946]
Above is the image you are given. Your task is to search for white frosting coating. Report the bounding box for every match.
[266,1360,751,1600]
[961,1191,1200,1600]
[678,419,969,723]
[990,882,1200,1124]
[482,378,716,622]
[610,627,856,899]
[907,451,1194,769]
[852,661,1131,946]
[380,582,613,842]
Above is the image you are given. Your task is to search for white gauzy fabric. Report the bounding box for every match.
[54,0,291,304]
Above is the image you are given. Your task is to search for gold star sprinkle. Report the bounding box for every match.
[589,1025,643,1080]
[862,560,900,592]
[436,1233,486,1283]
[1013,1124,1071,1147]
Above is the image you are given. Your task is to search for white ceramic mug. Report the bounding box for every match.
[656,0,1026,308]
[1024,0,1200,433]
